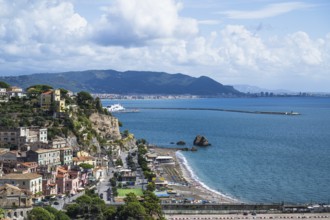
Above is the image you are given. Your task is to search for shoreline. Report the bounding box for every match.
[150,146,238,204]
[175,151,239,204]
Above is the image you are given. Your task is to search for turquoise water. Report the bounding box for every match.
[102,98,330,204]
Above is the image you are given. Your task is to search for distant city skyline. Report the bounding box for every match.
[0,0,329,92]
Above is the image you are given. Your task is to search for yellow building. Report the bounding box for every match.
[39,89,66,112]
[39,91,53,110]
[73,151,96,167]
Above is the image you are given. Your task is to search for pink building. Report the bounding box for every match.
[55,166,80,195]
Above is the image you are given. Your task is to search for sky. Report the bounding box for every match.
[0,0,329,92]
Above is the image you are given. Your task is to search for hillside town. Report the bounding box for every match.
[0,83,179,220]
[0,84,120,219]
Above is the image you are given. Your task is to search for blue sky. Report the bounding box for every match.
[0,0,329,92]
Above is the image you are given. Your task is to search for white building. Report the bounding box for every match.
[0,173,43,195]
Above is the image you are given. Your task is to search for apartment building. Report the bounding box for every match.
[0,127,47,148]
[0,173,42,195]
[26,148,61,166]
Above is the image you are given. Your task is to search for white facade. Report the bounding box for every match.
[0,173,42,195]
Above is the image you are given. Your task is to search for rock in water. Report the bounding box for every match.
[176,140,186,146]
[193,135,211,146]
[191,146,198,151]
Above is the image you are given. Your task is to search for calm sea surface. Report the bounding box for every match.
[102,98,330,204]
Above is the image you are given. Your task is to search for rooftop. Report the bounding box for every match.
[0,173,42,180]
[156,156,173,160]
[33,148,60,153]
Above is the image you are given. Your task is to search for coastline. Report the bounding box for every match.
[150,146,238,204]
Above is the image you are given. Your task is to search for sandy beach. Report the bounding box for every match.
[150,146,238,204]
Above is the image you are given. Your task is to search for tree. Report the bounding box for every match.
[118,194,147,220]
[146,182,156,192]
[124,193,138,203]
[66,203,81,218]
[59,88,68,98]
[75,194,93,205]
[0,208,5,220]
[55,211,71,220]
[142,190,163,219]
[0,81,10,88]
[26,85,53,94]
[27,207,55,220]
[77,91,94,108]
[95,97,104,113]
[43,206,58,216]
[110,177,117,187]
[115,158,123,167]
[90,197,106,214]
[79,163,94,170]
[104,206,117,220]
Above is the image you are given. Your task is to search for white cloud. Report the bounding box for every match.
[0,0,329,91]
[221,2,313,19]
[91,0,198,46]
[198,20,222,25]
[0,0,87,44]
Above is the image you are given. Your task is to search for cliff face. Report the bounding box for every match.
[89,113,122,141]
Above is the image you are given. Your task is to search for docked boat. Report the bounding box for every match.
[106,104,125,112]
[105,104,139,113]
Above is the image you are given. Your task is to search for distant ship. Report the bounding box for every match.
[105,104,139,113]
[106,104,125,112]
[285,111,300,116]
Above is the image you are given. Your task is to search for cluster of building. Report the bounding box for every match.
[0,86,111,219]
[0,86,25,102]
[0,126,110,219]
[0,127,109,194]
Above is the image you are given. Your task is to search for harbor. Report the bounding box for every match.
[130,107,300,116]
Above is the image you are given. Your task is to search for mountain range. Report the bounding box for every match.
[0,69,241,96]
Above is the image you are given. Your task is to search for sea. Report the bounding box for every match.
[102,97,330,204]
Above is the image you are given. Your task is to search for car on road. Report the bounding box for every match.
[53,201,59,205]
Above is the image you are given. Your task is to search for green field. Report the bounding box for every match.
[117,188,144,197]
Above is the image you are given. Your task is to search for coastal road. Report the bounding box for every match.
[166,213,330,220]
[96,166,116,204]
[52,191,85,210]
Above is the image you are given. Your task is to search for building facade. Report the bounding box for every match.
[0,127,47,148]
[0,173,42,195]
[0,183,33,208]
[60,147,73,165]
[26,148,61,166]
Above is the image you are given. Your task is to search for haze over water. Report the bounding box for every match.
[103,97,330,204]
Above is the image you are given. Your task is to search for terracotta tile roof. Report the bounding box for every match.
[73,156,95,162]
[34,148,60,153]
[42,91,52,95]
[21,162,38,167]
[0,173,42,180]
[57,168,67,173]
[0,184,32,195]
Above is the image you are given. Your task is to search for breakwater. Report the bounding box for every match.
[129,107,301,116]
